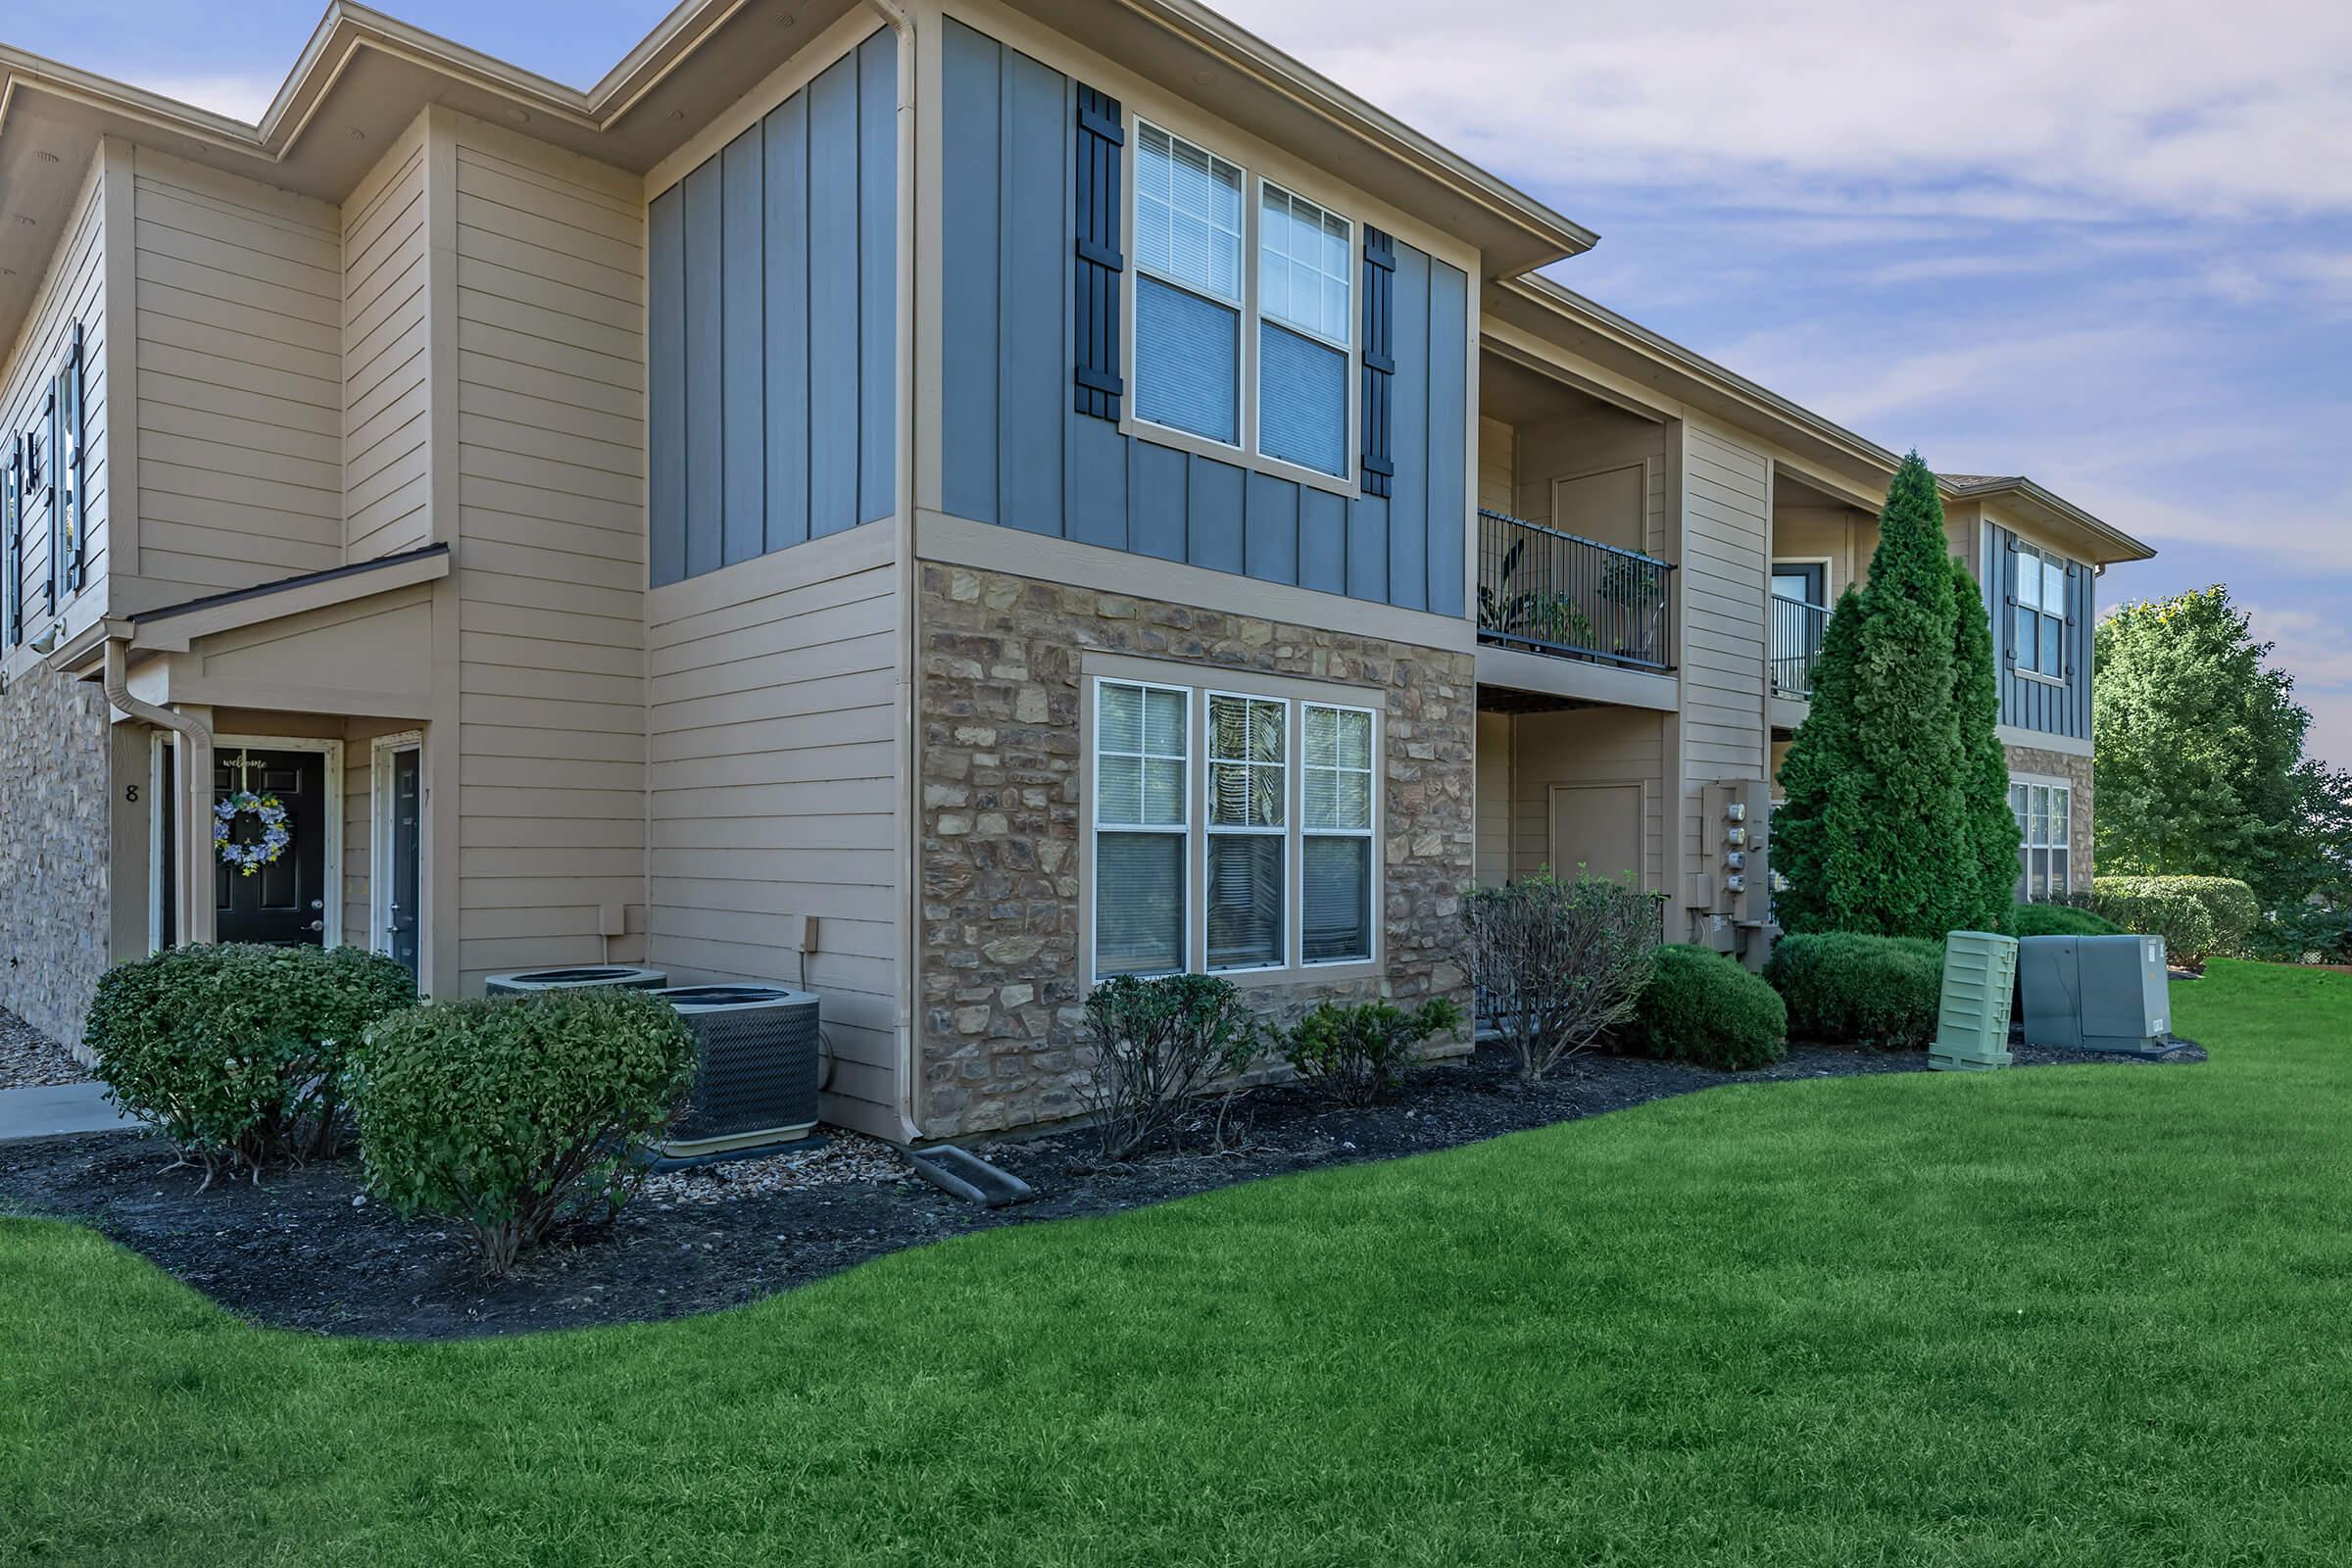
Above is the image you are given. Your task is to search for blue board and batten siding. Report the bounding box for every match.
[647,28,897,589]
[939,19,1469,617]
[1984,520,2093,741]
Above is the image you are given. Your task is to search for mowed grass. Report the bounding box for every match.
[5,962,2351,1566]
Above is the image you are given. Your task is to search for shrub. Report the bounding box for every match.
[2012,903,2126,938]
[2091,875,2258,963]
[2089,883,2220,969]
[346,988,697,1276]
[1465,871,1664,1081]
[87,943,416,1183]
[1274,997,1465,1106]
[1620,946,1788,1070]
[2242,904,2352,965]
[1081,973,1260,1160]
[1765,932,1945,1050]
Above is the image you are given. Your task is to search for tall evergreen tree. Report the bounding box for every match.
[1949,551,2021,928]
[1773,453,1967,938]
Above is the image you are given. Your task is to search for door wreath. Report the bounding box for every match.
[214,791,292,876]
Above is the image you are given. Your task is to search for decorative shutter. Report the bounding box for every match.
[3,439,19,648]
[2000,534,2018,663]
[2062,560,2077,678]
[1359,226,1396,498]
[42,381,60,615]
[61,323,84,595]
[1072,83,1125,421]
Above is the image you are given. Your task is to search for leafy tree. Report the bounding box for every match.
[1774,453,1971,938]
[1949,551,2022,929]
[2092,587,2330,907]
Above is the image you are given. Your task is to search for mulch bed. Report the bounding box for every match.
[0,1036,2201,1342]
[0,1009,86,1090]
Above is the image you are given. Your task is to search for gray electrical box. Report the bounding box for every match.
[2017,935,2172,1055]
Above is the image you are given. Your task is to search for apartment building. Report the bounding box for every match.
[0,0,2151,1139]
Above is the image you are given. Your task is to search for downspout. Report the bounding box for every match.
[104,637,217,947]
[863,0,924,1142]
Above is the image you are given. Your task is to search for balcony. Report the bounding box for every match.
[1476,509,1675,673]
[1769,591,1830,700]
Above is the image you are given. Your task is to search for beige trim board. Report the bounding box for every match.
[1999,725,2093,759]
[1474,644,1680,713]
[918,510,1474,654]
[130,552,453,653]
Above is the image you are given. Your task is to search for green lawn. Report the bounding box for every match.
[5,961,2350,1566]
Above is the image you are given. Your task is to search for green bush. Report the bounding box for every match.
[2091,876,2258,963]
[2089,882,2221,969]
[2242,904,2352,965]
[347,988,697,1276]
[1464,870,1665,1081]
[1765,932,1945,1050]
[2012,903,2126,938]
[1081,973,1261,1160]
[1620,946,1788,1070]
[1274,997,1465,1105]
[86,943,416,1181]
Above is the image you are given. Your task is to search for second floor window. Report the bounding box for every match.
[2016,542,2069,677]
[1257,184,1350,476]
[1133,122,1244,446]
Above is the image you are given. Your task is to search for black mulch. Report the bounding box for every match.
[0,1009,86,1091]
[0,1036,2202,1343]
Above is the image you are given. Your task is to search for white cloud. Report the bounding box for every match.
[1220,0,2352,219]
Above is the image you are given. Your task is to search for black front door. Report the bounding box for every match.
[215,748,329,947]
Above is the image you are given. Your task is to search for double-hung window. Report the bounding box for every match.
[2015,543,2069,677]
[1094,680,1191,976]
[1091,676,1380,980]
[1132,122,1244,446]
[1300,703,1374,962]
[2010,778,2072,900]
[1205,693,1287,971]
[1256,184,1350,476]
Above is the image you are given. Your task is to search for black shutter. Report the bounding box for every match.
[3,439,20,648]
[1360,226,1396,498]
[1072,83,1125,421]
[2000,534,2018,663]
[42,380,60,615]
[62,323,84,595]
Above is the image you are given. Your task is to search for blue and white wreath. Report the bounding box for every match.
[213,791,292,877]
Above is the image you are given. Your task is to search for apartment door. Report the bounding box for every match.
[381,743,423,981]
[1548,782,1643,887]
[214,747,330,947]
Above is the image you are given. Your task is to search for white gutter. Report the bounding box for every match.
[103,637,217,946]
[863,0,925,1144]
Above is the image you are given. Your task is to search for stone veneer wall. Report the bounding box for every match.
[2006,741,2094,892]
[0,662,114,1049]
[915,562,1475,1137]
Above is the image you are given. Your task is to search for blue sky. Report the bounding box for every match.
[16,0,2350,763]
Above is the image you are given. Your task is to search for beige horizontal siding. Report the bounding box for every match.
[130,147,342,605]
[1475,710,1512,888]
[1510,707,1667,892]
[448,118,648,995]
[1,152,111,643]
[647,534,903,1137]
[1679,422,1772,861]
[344,121,431,563]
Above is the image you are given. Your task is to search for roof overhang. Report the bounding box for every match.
[1485,274,2159,564]
[1,0,1596,352]
[1942,476,2156,567]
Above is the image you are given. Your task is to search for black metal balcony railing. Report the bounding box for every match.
[1475,509,1675,672]
[1770,591,1831,699]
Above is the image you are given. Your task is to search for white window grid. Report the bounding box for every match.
[1093,678,1192,978]
[1204,691,1290,973]
[1301,701,1376,965]
[1258,181,1351,349]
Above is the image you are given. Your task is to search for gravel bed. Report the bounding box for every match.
[0,1035,2200,1342]
[0,1010,86,1090]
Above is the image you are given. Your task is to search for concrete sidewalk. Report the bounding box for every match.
[0,1081,137,1142]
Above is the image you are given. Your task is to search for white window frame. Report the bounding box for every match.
[1091,677,1193,979]
[2010,772,2073,902]
[1084,670,1384,987]
[1124,119,1361,498]
[1254,180,1355,481]
[369,731,425,962]
[2015,541,2070,682]
[1299,700,1378,966]
[1203,689,1292,974]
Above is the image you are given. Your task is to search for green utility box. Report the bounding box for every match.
[1931,930,2019,1072]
